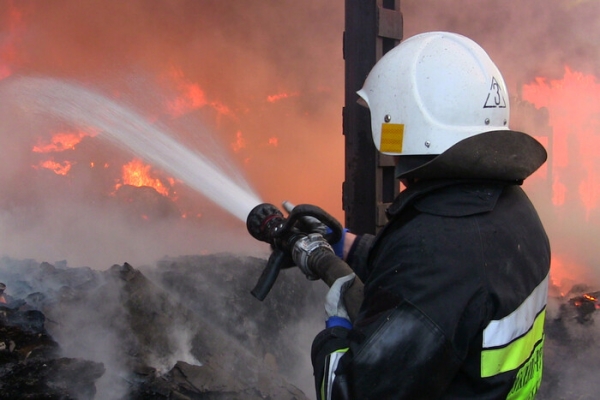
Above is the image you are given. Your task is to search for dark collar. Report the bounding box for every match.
[385,179,514,220]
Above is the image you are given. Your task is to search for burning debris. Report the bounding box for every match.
[531,282,600,400]
[0,1,600,399]
[568,291,600,323]
[0,255,320,399]
[554,285,600,325]
[4,255,600,399]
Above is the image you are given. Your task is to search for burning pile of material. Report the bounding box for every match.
[1,1,600,398]
[0,254,324,399]
[4,254,600,399]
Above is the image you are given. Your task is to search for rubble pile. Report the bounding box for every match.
[0,255,325,399]
[3,254,600,399]
[536,285,600,400]
[0,305,105,398]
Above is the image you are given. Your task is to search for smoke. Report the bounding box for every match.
[403,0,600,84]
[0,0,345,269]
[0,4,344,398]
[46,275,132,400]
[0,2,597,267]
[1,0,600,398]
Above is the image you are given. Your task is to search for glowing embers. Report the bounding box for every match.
[564,289,600,324]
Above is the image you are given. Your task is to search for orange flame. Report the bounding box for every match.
[267,91,299,103]
[164,66,208,117]
[549,254,597,296]
[522,67,600,216]
[34,160,73,176]
[583,293,597,302]
[116,159,171,197]
[164,66,234,121]
[33,131,89,153]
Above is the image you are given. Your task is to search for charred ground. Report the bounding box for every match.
[1,255,600,399]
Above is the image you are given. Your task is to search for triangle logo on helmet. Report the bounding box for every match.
[483,77,507,108]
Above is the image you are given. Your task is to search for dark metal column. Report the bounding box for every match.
[343,0,403,234]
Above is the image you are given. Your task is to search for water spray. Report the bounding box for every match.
[4,77,261,222]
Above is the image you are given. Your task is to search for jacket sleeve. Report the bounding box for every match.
[311,327,352,400]
[345,234,375,283]
[311,300,462,400]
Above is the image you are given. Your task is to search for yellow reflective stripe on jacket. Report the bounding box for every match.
[481,273,548,379]
[506,337,544,400]
[481,309,545,377]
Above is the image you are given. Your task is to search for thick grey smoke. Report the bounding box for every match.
[0,3,343,399]
[1,0,600,398]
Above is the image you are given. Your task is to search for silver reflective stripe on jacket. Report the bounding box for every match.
[481,273,548,398]
[321,348,348,400]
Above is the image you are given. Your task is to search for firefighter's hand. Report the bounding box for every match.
[324,273,355,329]
[282,201,347,257]
[282,201,328,235]
[292,233,334,280]
[326,227,350,259]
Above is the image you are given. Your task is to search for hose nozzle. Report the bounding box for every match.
[246,203,285,244]
[245,201,343,300]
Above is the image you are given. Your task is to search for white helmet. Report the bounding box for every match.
[357,31,510,156]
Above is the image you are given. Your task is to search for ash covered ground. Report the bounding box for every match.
[0,254,327,399]
[2,255,600,399]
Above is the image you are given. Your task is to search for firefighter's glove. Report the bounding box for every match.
[326,227,349,259]
[282,201,327,236]
[292,233,334,280]
[282,202,346,255]
[325,273,355,329]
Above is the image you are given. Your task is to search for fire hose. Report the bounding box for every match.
[246,202,364,322]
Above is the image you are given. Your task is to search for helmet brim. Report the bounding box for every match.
[397,130,548,182]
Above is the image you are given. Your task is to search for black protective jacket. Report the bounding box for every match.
[312,179,550,400]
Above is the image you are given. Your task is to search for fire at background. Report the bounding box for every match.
[1,0,600,399]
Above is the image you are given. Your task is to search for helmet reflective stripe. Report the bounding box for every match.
[357,31,510,156]
[380,123,405,153]
[480,273,548,389]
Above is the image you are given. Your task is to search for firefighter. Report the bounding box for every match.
[292,32,550,399]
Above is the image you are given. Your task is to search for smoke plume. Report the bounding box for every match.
[2,0,600,398]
